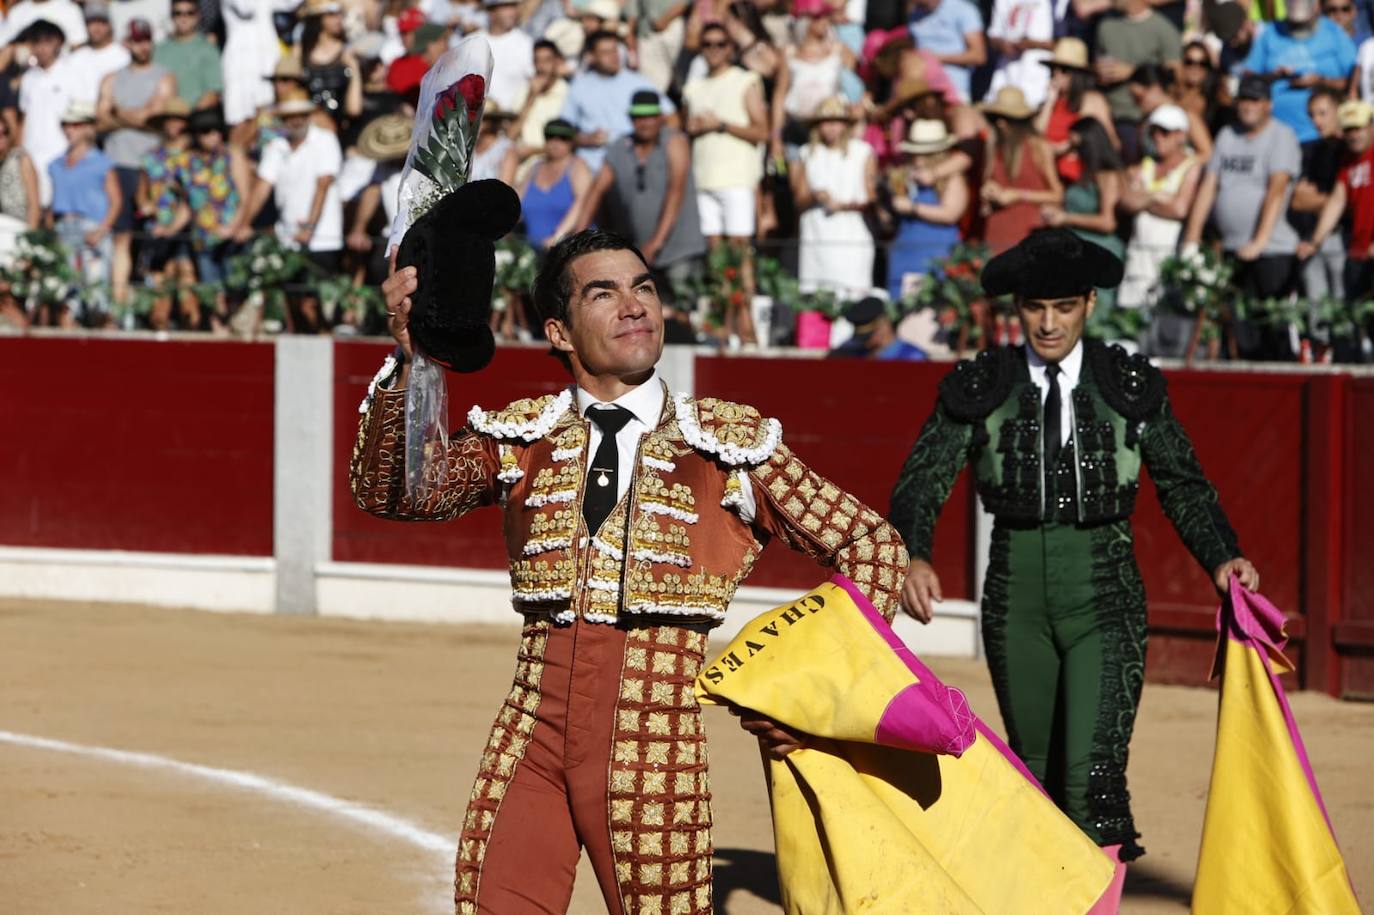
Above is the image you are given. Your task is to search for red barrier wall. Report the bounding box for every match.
[1131,371,1309,686]
[0,337,275,556]
[331,340,569,568]
[5,336,1366,694]
[1340,379,1374,697]
[692,355,976,600]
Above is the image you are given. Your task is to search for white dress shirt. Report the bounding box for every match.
[1025,340,1082,448]
[576,372,758,523]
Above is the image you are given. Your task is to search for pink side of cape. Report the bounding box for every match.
[830,574,1044,790]
[1221,579,1334,832]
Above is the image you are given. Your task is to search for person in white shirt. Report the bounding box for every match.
[66,1,133,103]
[984,0,1054,107]
[0,0,88,55]
[16,19,82,206]
[238,97,344,330]
[1355,35,1374,101]
[471,0,534,111]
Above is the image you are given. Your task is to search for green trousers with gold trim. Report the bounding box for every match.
[981,517,1148,860]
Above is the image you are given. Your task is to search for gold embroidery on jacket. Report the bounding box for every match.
[454,621,549,912]
[608,627,713,915]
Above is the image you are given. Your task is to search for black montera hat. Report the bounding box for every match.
[981,228,1124,299]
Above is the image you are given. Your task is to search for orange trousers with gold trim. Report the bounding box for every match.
[455,618,714,915]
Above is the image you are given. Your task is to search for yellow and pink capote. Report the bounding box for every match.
[1192,579,1360,914]
[695,575,1115,915]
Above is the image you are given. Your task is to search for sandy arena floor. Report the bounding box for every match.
[1,598,1369,915]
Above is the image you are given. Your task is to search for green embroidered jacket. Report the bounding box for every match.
[890,339,1240,573]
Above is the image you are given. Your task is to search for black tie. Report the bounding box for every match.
[583,406,634,537]
[1044,362,1063,478]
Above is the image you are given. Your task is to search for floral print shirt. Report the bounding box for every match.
[174,149,240,248]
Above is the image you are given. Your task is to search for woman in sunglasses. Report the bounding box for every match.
[1173,40,1233,136]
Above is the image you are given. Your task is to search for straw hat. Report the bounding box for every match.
[576,0,620,19]
[276,97,318,117]
[357,114,413,160]
[266,56,307,83]
[301,0,342,16]
[1042,37,1091,72]
[148,97,192,125]
[899,119,956,154]
[888,76,939,110]
[59,100,96,124]
[979,86,1036,121]
[809,95,854,123]
[483,101,516,121]
[1339,99,1374,130]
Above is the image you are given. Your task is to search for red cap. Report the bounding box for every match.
[125,17,153,40]
[397,8,426,33]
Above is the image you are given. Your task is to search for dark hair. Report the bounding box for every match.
[1129,62,1174,91]
[1182,39,1213,69]
[19,19,66,44]
[1309,85,1343,109]
[301,15,324,64]
[533,229,649,327]
[585,29,620,51]
[1180,39,1229,131]
[728,0,772,44]
[533,38,561,56]
[1069,116,1122,180]
[700,21,730,42]
[1063,67,1095,112]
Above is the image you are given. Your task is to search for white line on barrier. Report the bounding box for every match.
[0,729,456,907]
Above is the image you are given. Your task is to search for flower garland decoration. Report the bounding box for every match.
[224,234,313,321]
[0,230,80,309]
[1157,247,1234,318]
[909,242,991,348]
[318,274,386,326]
[492,237,538,308]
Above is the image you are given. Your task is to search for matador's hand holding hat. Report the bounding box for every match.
[980,227,1124,300]
[390,38,521,373]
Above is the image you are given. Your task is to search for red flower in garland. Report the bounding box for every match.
[433,74,486,122]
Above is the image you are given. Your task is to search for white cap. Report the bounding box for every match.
[1147,104,1190,133]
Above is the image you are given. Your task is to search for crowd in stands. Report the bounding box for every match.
[0,0,1372,360]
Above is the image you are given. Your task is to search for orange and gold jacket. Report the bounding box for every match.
[350,372,908,626]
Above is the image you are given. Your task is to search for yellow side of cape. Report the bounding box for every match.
[697,581,1114,914]
[1192,639,1360,914]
